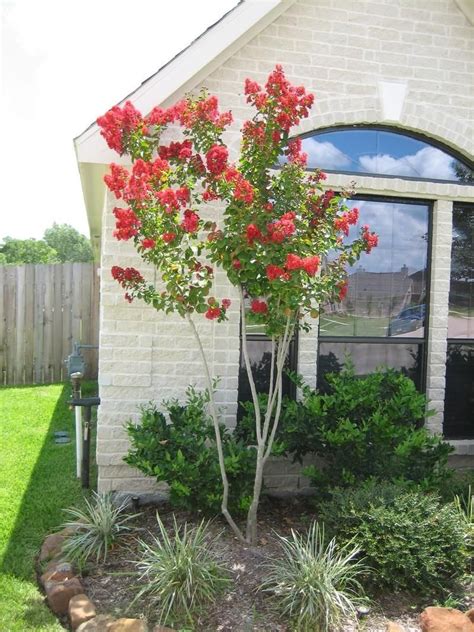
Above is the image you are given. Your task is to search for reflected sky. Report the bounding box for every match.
[297,128,473,182]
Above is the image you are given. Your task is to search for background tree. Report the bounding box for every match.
[0,224,93,265]
[43,223,94,263]
[0,237,58,264]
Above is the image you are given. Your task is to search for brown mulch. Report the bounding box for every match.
[80,497,469,631]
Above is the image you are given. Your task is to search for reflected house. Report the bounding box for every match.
[337,265,414,318]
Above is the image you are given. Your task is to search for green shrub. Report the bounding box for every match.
[133,514,229,626]
[319,482,469,595]
[260,521,367,632]
[125,386,256,514]
[238,364,453,493]
[61,492,139,567]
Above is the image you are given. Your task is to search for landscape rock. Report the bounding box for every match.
[420,606,474,632]
[40,562,75,586]
[152,627,175,632]
[76,615,115,631]
[69,593,97,630]
[108,619,148,632]
[387,623,406,632]
[44,558,72,574]
[44,575,84,615]
[467,609,474,624]
[39,532,67,562]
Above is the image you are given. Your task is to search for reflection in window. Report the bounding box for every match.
[317,342,422,392]
[282,127,474,183]
[444,344,474,439]
[448,204,474,339]
[237,337,295,420]
[319,199,429,339]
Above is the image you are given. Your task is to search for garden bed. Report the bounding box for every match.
[78,496,441,632]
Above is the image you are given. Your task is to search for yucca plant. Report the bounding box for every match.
[260,521,367,632]
[133,514,230,625]
[454,486,474,560]
[61,492,139,567]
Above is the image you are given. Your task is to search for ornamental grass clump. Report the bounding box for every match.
[133,514,230,626]
[61,492,139,567]
[260,521,367,632]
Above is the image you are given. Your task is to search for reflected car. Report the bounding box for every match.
[388,304,426,336]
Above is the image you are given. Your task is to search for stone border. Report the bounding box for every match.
[37,529,174,632]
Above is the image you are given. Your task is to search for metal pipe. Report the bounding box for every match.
[81,406,91,489]
[70,372,83,479]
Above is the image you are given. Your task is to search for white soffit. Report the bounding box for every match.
[378,81,408,122]
[74,0,296,165]
[455,0,474,25]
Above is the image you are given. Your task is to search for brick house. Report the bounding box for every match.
[75,0,474,494]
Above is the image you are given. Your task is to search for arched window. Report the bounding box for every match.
[283,125,474,184]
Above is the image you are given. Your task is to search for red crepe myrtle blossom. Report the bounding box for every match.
[206,144,228,175]
[203,188,219,202]
[97,100,143,154]
[334,207,359,236]
[222,298,231,309]
[338,280,348,300]
[302,255,320,276]
[156,188,181,213]
[246,224,262,244]
[158,140,193,161]
[266,264,290,281]
[111,266,144,285]
[285,253,304,270]
[141,238,156,249]
[267,212,296,243]
[205,306,221,320]
[112,208,140,240]
[286,138,308,166]
[181,210,200,233]
[162,232,176,243]
[104,163,129,199]
[232,259,242,270]
[251,299,268,314]
[362,225,379,253]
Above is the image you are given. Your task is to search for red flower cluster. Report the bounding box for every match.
[112,208,141,240]
[162,232,176,243]
[125,159,152,202]
[205,306,221,320]
[97,101,143,154]
[146,106,174,127]
[104,164,129,199]
[111,266,144,286]
[362,225,379,253]
[286,138,308,167]
[267,212,296,243]
[284,253,320,276]
[156,187,188,214]
[173,95,233,130]
[202,188,219,202]
[251,299,268,314]
[223,167,254,204]
[338,280,348,300]
[242,120,265,146]
[334,207,359,236]
[181,210,200,233]
[246,223,262,244]
[266,264,290,281]
[205,297,231,320]
[158,140,193,161]
[141,238,155,249]
[206,144,228,175]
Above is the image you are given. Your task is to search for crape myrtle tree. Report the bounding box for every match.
[97,65,378,545]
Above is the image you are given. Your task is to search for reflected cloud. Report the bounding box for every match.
[302,138,351,169]
[358,146,456,180]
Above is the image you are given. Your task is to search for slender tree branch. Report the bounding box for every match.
[187,313,246,543]
[239,286,262,444]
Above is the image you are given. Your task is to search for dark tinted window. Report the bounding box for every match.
[319,199,429,339]
[448,204,474,339]
[443,344,474,439]
[317,342,423,392]
[282,127,474,183]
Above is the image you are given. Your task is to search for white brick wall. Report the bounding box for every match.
[97,0,474,492]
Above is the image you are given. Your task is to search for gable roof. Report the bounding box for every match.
[75,0,296,257]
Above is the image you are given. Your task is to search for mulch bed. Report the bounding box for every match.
[80,496,466,631]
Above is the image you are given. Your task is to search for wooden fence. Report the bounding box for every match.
[0,263,100,385]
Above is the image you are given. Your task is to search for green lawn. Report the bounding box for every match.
[319,313,389,337]
[0,382,97,631]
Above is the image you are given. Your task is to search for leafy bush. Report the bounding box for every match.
[61,492,138,566]
[319,482,469,594]
[260,521,366,632]
[133,514,229,625]
[125,386,256,514]
[237,364,453,493]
